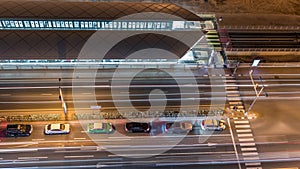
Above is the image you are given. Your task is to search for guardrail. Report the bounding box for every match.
[0,62,206,70]
[219,25,300,31]
[226,48,300,52]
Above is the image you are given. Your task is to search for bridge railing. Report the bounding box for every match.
[219,25,300,31]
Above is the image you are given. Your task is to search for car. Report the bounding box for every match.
[5,124,33,137]
[44,123,70,135]
[166,121,193,133]
[125,122,150,133]
[200,119,226,131]
[87,122,114,134]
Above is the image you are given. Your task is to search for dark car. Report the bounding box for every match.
[125,122,150,133]
[5,124,33,137]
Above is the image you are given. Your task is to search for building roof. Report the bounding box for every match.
[0,1,202,21]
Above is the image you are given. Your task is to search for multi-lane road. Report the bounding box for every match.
[1,64,300,168]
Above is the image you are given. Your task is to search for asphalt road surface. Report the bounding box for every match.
[1,65,300,168]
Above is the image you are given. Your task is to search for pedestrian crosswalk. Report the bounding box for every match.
[226,76,262,169]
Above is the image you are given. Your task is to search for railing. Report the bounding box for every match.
[219,25,300,31]
[226,48,300,52]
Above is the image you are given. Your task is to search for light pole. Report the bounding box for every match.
[246,70,267,115]
[59,78,67,114]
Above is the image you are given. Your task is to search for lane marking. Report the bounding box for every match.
[74,138,86,140]
[236,129,252,133]
[240,143,256,146]
[239,138,254,142]
[64,155,94,158]
[241,147,257,152]
[246,167,262,169]
[227,118,242,169]
[235,124,250,128]
[18,156,48,160]
[32,139,45,141]
[41,93,53,96]
[237,133,253,137]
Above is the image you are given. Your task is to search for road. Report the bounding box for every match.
[1,65,300,168]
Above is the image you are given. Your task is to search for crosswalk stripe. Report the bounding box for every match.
[240,143,256,146]
[246,167,262,169]
[245,162,261,166]
[241,147,257,151]
[238,133,253,137]
[235,124,250,128]
[242,152,259,156]
[243,156,259,160]
[236,129,252,133]
[234,121,249,124]
[239,138,254,142]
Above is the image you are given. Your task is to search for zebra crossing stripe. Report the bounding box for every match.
[236,129,252,133]
[237,133,253,137]
[240,143,256,146]
[246,167,262,169]
[245,162,261,166]
[235,124,250,128]
[241,147,257,151]
[234,120,249,124]
[239,138,254,142]
[243,156,259,160]
[242,152,259,156]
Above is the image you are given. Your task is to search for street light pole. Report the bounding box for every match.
[246,70,267,115]
[58,78,67,114]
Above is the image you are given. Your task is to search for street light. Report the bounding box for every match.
[246,69,267,115]
[58,78,67,114]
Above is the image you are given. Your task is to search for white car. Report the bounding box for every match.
[201,119,226,131]
[166,121,193,133]
[44,123,70,135]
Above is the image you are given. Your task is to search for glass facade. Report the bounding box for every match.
[0,19,203,31]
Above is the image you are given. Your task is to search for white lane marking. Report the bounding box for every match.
[81,93,92,95]
[240,143,256,146]
[18,156,48,160]
[243,156,259,160]
[227,118,242,169]
[41,93,53,96]
[0,142,37,146]
[74,137,86,140]
[234,121,249,124]
[32,139,45,141]
[64,155,94,158]
[241,147,257,152]
[235,124,250,128]
[0,94,11,96]
[236,129,252,133]
[0,148,38,152]
[245,162,261,166]
[239,138,254,142]
[109,151,235,158]
[237,133,253,137]
[246,167,262,169]
[242,152,259,156]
